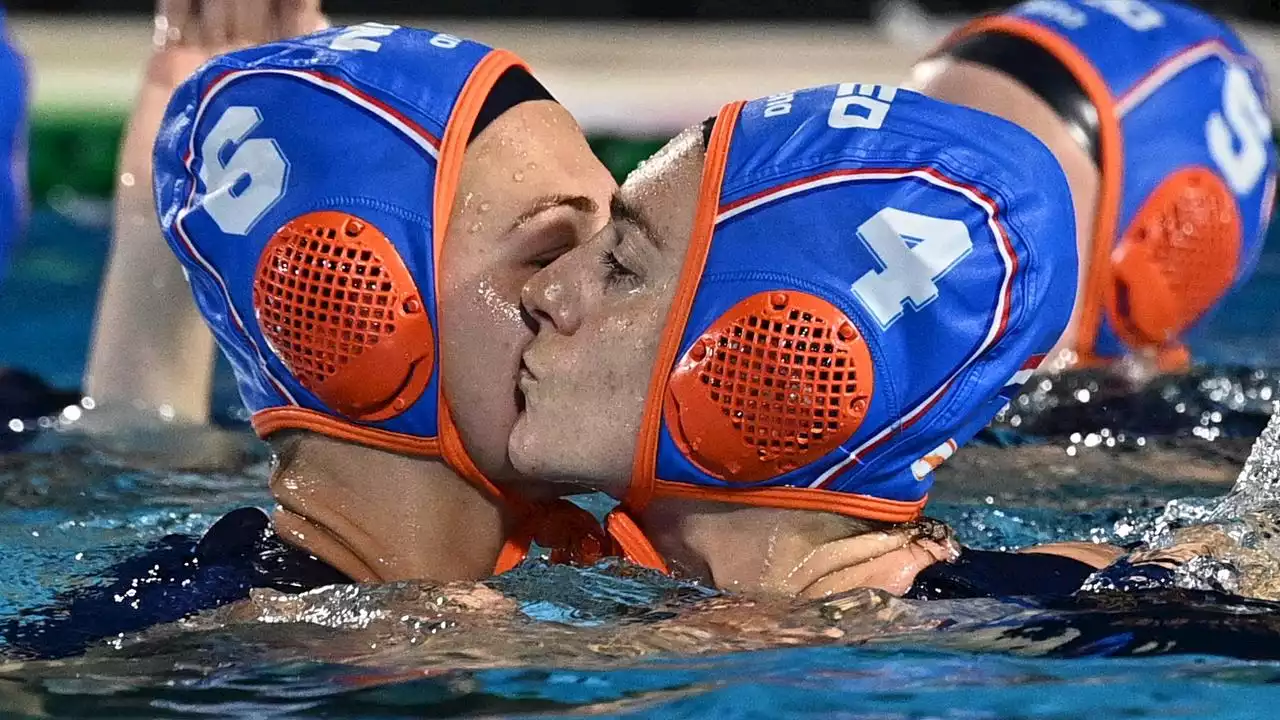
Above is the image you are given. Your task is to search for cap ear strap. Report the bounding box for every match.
[626,100,744,515]
[605,509,670,572]
[433,49,528,500]
[1109,167,1241,371]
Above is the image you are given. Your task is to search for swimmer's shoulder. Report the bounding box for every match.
[1,507,348,659]
[197,507,350,593]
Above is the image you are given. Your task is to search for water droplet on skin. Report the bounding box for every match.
[513,170,525,182]
[469,222,483,234]
[477,277,522,324]
[479,201,492,214]
[527,162,538,170]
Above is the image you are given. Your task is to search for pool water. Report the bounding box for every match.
[2,210,1280,717]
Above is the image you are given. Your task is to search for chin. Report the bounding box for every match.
[474,407,522,482]
[507,415,582,491]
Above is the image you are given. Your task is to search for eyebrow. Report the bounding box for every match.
[610,193,663,248]
[509,194,600,231]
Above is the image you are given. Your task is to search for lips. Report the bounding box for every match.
[517,354,540,399]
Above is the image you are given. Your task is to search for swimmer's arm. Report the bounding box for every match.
[1017,541,1125,569]
[84,1,328,427]
[84,41,217,426]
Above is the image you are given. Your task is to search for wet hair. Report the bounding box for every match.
[700,114,716,150]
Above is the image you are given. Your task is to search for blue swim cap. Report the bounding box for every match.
[620,84,1076,527]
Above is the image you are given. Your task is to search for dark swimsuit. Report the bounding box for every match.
[0,507,349,660]
[906,548,1097,600]
[1,503,1105,660]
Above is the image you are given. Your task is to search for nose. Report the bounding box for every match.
[521,257,584,335]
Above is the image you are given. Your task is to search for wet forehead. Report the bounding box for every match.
[619,128,707,257]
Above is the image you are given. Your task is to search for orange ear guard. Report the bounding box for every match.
[664,291,875,483]
[1109,167,1242,363]
[254,210,434,421]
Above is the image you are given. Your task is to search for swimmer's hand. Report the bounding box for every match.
[147,0,330,88]
[792,519,960,600]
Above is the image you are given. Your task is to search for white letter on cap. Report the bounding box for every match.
[851,207,974,329]
[330,22,401,52]
[198,106,288,236]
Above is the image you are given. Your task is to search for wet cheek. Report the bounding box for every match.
[593,314,654,402]
[474,274,526,330]
[464,275,529,383]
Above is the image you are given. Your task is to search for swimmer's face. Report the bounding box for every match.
[509,127,705,493]
[441,100,617,489]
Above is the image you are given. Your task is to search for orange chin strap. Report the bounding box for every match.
[664,291,875,483]
[1109,167,1241,370]
[571,102,746,575]
[254,211,435,421]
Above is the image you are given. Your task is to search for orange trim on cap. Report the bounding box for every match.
[652,480,928,524]
[433,48,528,255]
[944,17,1123,367]
[431,49,529,497]
[626,100,745,515]
[252,407,441,457]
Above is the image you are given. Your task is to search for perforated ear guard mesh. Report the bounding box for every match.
[664,291,875,483]
[254,211,435,421]
[1111,167,1242,347]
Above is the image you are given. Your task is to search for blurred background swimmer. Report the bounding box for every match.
[908,0,1277,378]
[0,6,84,439]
